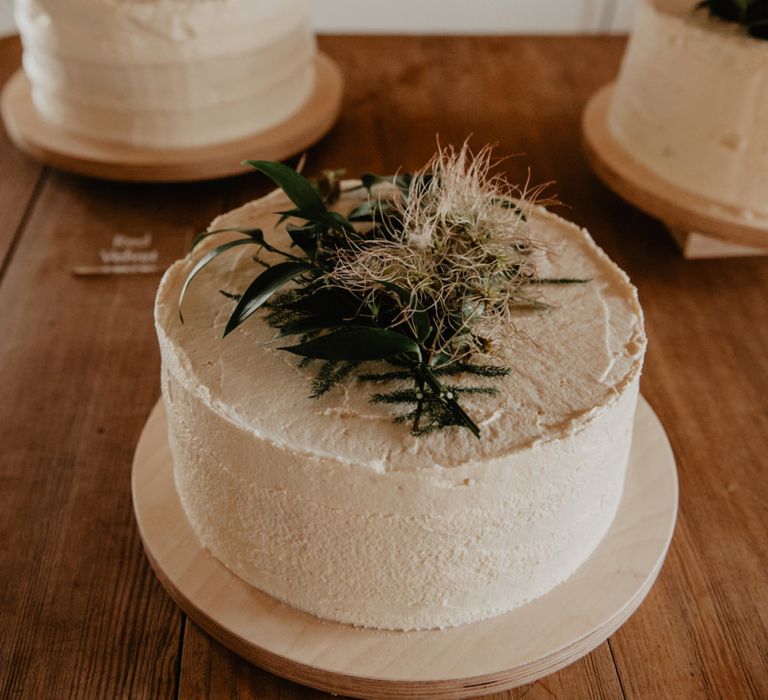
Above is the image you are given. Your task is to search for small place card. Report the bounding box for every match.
[72,232,162,276]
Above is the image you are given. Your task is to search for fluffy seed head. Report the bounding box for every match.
[328,143,553,362]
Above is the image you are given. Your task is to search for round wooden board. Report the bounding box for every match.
[132,396,677,700]
[582,82,768,250]
[0,54,343,183]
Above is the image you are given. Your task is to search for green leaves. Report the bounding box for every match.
[191,227,264,250]
[245,160,328,220]
[282,327,422,362]
[179,238,260,322]
[286,223,318,261]
[245,160,355,234]
[224,262,313,337]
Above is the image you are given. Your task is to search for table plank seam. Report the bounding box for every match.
[607,639,628,700]
[173,611,188,700]
[0,166,47,284]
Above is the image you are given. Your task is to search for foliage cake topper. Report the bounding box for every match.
[697,0,768,38]
[179,145,586,438]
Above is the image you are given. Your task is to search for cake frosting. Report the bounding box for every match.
[15,0,316,148]
[608,0,768,218]
[154,185,647,630]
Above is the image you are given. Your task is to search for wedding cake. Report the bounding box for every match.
[14,0,316,148]
[608,0,768,218]
[154,150,647,630]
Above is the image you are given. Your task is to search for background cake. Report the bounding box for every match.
[154,168,647,631]
[14,0,316,149]
[608,0,768,218]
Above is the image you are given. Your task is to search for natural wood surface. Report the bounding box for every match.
[1,34,766,699]
[132,398,676,698]
[0,54,344,182]
[0,39,43,267]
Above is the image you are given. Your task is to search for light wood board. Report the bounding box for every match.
[582,82,768,256]
[0,53,343,183]
[132,395,678,700]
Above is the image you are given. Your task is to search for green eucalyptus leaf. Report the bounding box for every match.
[245,160,328,220]
[286,223,318,261]
[275,315,342,338]
[224,261,314,337]
[276,208,306,225]
[282,327,421,362]
[327,210,355,232]
[285,287,360,318]
[191,227,264,250]
[179,238,259,322]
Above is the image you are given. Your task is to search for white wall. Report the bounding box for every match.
[0,1,638,39]
[0,0,14,38]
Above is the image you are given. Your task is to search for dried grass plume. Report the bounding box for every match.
[328,143,553,363]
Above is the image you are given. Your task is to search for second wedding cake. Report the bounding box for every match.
[608,0,768,218]
[15,0,317,148]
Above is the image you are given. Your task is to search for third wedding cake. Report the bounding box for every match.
[154,147,647,630]
[15,0,316,148]
[609,0,768,218]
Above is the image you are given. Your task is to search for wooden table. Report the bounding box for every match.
[0,35,765,700]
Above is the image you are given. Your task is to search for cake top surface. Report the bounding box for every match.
[155,183,646,473]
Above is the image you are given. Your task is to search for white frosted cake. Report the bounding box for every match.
[15,0,316,148]
[154,163,647,630]
[609,0,768,218]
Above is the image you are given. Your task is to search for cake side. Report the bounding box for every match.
[154,183,646,630]
[608,0,768,217]
[15,0,316,148]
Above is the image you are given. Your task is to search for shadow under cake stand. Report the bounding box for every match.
[582,82,768,258]
[132,396,678,700]
[0,54,343,183]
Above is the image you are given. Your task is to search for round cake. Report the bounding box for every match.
[14,0,316,148]
[608,0,768,218]
[154,174,647,630]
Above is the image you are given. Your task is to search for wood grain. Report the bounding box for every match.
[1,33,767,700]
[0,38,44,268]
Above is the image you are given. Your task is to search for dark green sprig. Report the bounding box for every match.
[311,360,359,398]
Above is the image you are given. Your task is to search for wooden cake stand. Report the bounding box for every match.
[132,396,678,699]
[0,54,343,183]
[582,82,768,258]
